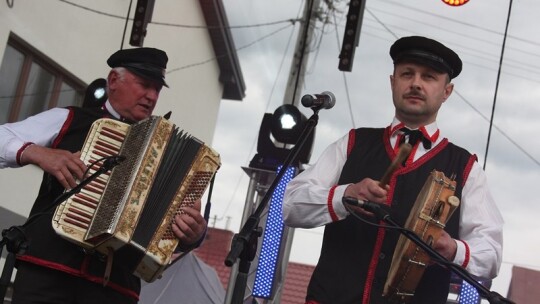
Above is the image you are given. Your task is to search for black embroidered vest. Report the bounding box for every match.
[307,127,475,304]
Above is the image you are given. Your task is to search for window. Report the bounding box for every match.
[0,35,85,124]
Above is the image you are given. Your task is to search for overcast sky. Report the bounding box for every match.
[209,0,540,295]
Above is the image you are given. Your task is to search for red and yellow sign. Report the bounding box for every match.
[442,0,469,6]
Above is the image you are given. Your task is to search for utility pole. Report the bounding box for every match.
[270,1,321,303]
[283,0,321,107]
[223,1,321,304]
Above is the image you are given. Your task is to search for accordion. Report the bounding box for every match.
[52,116,220,282]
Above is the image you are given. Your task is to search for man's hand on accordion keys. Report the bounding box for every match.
[20,145,87,189]
[171,198,207,251]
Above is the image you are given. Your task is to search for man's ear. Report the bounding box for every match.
[107,70,119,90]
[442,82,454,102]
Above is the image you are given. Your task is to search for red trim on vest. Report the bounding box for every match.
[389,122,405,135]
[421,127,440,143]
[16,255,140,300]
[384,127,399,200]
[362,228,386,304]
[305,301,321,304]
[327,185,339,222]
[383,127,446,182]
[462,154,477,188]
[347,129,356,157]
[460,240,471,268]
[394,134,405,152]
[16,142,35,166]
[396,138,450,174]
[363,126,392,304]
[81,255,90,273]
[383,126,396,157]
[359,127,413,303]
[51,109,75,148]
[404,143,420,166]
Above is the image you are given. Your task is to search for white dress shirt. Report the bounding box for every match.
[0,101,119,168]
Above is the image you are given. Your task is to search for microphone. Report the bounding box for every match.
[102,155,126,170]
[301,91,336,109]
[342,196,390,215]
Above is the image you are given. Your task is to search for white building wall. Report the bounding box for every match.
[0,0,224,219]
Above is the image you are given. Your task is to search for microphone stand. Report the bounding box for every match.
[224,108,321,304]
[0,155,124,302]
[345,200,514,304]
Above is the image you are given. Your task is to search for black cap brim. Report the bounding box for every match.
[390,36,462,79]
[123,64,169,88]
[107,47,169,87]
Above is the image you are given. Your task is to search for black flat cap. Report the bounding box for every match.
[390,36,462,79]
[107,47,169,87]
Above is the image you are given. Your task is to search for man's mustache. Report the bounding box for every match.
[403,89,426,100]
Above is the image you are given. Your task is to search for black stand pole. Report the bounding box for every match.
[224,109,321,304]
[343,198,514,304]
[0,155,125,302]
[0,228,24,302]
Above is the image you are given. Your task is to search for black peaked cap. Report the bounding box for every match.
[107,47,169,87]
[390,36,462,79]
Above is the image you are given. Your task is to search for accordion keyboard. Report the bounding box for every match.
[53,119,129,249]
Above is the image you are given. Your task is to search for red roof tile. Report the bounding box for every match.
[194,228,234,288]
[507,265,540,304]
[194,227,314,304]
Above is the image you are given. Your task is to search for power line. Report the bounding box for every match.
[120,0,133,49]
[58,0,540,82]
[306,3,331,75]
[365,6,540,64]
[58,0,124,19]
[360,6,540,79]
[217,22,299,220]
[58,0,299,29]
[57,0,540,80]
[289,0,317,106]
[167,23,294,74]
[382,0,540,48]
[0,25,295,101]
[361,2,540,86]
[358,22,540,84]
[484,0,513,170]
[453,91,539,167]
[151,18,301,30]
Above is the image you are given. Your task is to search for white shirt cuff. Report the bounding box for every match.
[331,184,350,220]
[453,239,468,267]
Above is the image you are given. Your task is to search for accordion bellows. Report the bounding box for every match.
[52,116,221,282]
